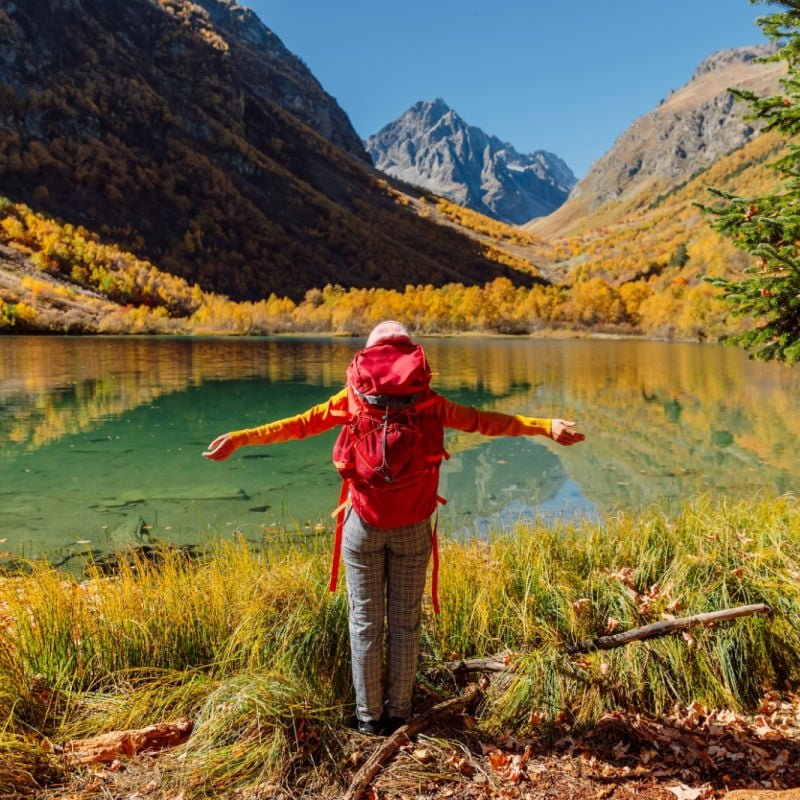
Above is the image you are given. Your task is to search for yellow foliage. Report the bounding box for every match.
[13,301,38,324]
[433,197,542,246]
[619,281,653,324]
[0,122,785,347]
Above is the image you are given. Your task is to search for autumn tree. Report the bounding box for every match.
[702,0,800,363]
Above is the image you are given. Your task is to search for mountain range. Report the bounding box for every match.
[366,99,576,225]
[0,0,790,339]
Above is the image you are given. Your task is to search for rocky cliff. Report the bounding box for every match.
[188,0,367,157]
[366,99,576,225]
[528,44,785,238]
[0,0,527,300]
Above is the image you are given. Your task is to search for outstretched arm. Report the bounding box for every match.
[439,397,584,446]
[202,388,348,462]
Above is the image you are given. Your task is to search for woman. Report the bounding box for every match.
[203,321,584,735]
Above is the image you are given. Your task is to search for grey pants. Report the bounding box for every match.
[342,510,432,722]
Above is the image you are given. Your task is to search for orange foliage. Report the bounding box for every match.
[0,182,760,341]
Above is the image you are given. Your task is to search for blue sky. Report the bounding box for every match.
[246,0,769,177]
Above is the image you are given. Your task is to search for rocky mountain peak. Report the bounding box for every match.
[366,99,576,225]
[690,42,778,81]
[412,97,452,120]
[528,43,786,238]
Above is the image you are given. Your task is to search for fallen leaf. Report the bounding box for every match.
[665,784,708,800]
[456,757,474,776]
[413,748,433,763]
[604,617,621,635]
[639,748,658,764]
[488,750,510,770]
[612,740,629,759]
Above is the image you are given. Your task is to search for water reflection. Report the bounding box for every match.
[0,336,797,555]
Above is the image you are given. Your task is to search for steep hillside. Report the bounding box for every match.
[189,0,368,157]
[529,44,785,239]
[0,0,530,301]
[366,99,576,225]
[0,115,778,341]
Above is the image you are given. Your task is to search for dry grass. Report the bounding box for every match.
[1,494,798,797]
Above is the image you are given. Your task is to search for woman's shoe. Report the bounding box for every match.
[356,718,383,735]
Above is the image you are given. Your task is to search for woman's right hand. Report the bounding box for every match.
[202,434,238,461]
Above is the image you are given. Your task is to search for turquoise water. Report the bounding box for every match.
[1,336,798,560]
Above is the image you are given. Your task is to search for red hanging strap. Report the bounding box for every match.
[430,495,447,614]
[431,511,440,614]
[329,479,350,593]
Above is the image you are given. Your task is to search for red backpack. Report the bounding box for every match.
[329,339,447,611]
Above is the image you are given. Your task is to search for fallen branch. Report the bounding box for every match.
[344,683,482,800]
[439,652,512,675]
[365,604,769,797]
[433,604,771,672]
[566,603,770,654]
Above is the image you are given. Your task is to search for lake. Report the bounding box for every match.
[1,336,798,560]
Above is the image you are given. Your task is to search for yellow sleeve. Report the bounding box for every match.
[228,388,348,447]
[438,395,552,438]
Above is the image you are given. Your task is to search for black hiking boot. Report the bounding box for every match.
[353,718,383,736]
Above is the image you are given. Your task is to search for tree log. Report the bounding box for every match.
[344,683,482,800]
[566,603,770,654]
[64,718,193,765]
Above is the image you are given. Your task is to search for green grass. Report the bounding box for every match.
[1,495,799,796]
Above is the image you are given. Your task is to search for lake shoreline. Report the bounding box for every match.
[0,325,709,345]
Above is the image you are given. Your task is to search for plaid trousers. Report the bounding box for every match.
[342,509,432,722]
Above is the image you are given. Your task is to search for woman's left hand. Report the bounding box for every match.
[550,419,585,446]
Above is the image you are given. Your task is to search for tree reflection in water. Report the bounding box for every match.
[0,337,797,557]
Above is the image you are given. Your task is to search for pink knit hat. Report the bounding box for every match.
[366,320,411,347]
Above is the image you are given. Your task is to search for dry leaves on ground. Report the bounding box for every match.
[354,692,800,800]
